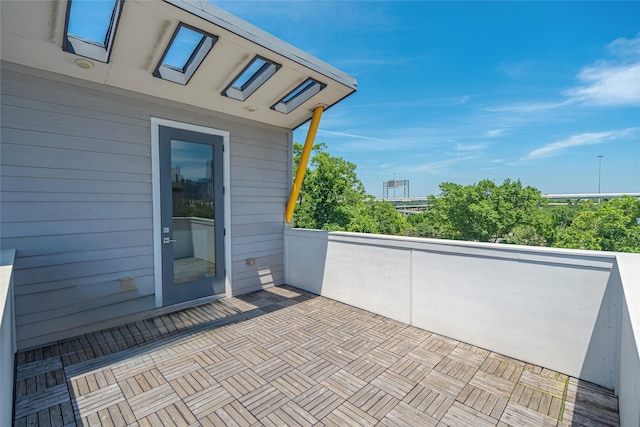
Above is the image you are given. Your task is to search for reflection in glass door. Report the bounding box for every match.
[159,126,224,305]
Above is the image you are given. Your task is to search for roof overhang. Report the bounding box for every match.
[0,0,357,129]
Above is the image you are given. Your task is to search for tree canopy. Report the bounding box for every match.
[292,142,410,235]
[291,143,639,253]
[410,179,546,243]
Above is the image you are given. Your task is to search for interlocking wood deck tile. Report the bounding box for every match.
[239,384,289,419]
[441,401,498,427]
[272,369,317,399]
[128,382,180,420]
[169,368,218,399]
[183,383,234,419]
[320,346,360,368]
[72,383,125,420]
[14,286,621,426]
[469,369,518,398]
[379,400,439,427]
[372,369,417,400]
[210,400,258,427]
[295,383,344,420]
[500,401,558,426]
[262,401,318,427]
[344,357,387,383]
[17,357,64,381]
[323,401,378,426]
[421,369,468,400]
[14,383,70,419]
[220,367,268,398]
[348,384,400,420]
[321,369,368,400]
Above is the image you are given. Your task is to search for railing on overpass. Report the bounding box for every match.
[377,193,640,213]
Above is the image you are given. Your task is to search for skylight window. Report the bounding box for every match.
[272,78,326,114]
[154,24,217,85]
[223,56,280,101]
[63,0,123,63]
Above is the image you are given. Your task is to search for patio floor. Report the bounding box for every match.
[14,286,620,426]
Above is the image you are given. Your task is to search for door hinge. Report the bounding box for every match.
[223,186,225,194]
[224,228,226,236]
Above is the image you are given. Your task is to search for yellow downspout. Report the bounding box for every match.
[286,105,324,223]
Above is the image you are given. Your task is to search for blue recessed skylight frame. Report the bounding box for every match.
[63,0,123,63]
[271,78,327,114]
[223,56,281,102]
[154,23,217,85]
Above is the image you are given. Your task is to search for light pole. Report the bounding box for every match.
[597,155,604,203]
[393,172,396,198]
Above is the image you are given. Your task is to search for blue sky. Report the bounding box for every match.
[217,1,640,198]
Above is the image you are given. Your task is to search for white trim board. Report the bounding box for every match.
[150,117,232,308]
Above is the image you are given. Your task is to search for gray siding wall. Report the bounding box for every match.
[0,62,289,350]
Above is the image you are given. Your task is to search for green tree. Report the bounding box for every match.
[292,143,410,234]
[413,179,547,243]
[554,196,640,252]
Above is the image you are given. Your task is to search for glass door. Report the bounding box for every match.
[159,126,224,305]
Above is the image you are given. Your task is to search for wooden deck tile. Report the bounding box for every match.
[321,369,368,400]
[183,384,234,419]
[14,383,70,419]
[262,401,318,427]
[348,384,400,420]
[13,287,621,427]
[500,401,558,427]
[441,401,498,427]
[239,384,289,419]
[379,401,439,427]
[272,369,317,399]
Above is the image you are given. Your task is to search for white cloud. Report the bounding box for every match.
[407,155,478,174]
[524,128,638,160]
[454,143,485,152]
[483,100,574,114]
[563,62,640,106]
[485,129,505,137]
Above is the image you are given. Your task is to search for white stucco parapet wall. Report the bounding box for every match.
[284,229,640,427]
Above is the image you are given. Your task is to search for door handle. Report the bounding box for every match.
[163,237,177,244]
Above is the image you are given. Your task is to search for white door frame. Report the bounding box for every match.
[151,117,232,307]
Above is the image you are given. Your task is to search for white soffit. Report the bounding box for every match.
[0,0,357,129]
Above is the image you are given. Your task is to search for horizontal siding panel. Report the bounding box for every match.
[231,179,288,190]
[1,192,150,203]
[14,254,153,286]
[0,93,149,128]
[233,233,283,246]
[1,126,151,156]
[1,201,151,222]
[232,266,284,283]
[231,213,283,225]
[15,275,154,316]
[233,239,283,256]
[1,104,150,145]
[231,186,287,198]
[14,267,154,296]
[231,196,285,205]
[1,142,150,173]
[231,222,284,238]
[232,254,284,274]
[2,219,151,239]
[0,165,149,182]
[14,245,153,270]
[232,202,283,216]
[232,249,283,263]
[230,155,287,172]
[0,70,151,121]
[231,166,287,183]
[1,175,150,194]
[231,141,288,163]
[2,230,151,257]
